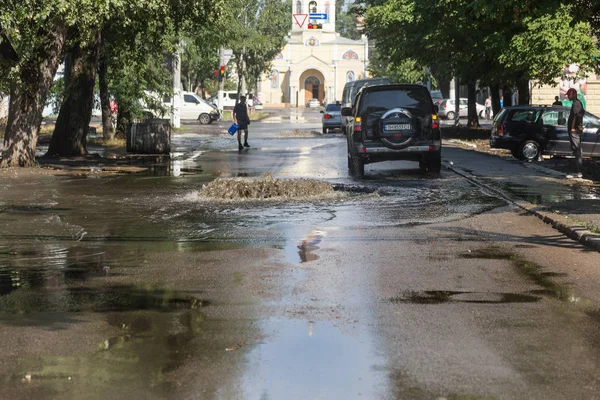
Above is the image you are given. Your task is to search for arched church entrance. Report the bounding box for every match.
[299,69,325,106]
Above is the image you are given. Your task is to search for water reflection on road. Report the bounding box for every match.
[0,128,508,398]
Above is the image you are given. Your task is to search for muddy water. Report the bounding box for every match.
[0,141,505,399]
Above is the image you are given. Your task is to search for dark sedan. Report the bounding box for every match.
[321,103,342,133]
[490,105,600,161]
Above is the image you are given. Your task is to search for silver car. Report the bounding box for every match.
[436,98,488,120]
[321,103,342,133]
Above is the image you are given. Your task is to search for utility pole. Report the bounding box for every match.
[217,47,225,113]
[172,46,181,129]
[240,12,248,97]
[454,76,460,126]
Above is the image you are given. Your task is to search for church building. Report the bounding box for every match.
[257,0,369,106]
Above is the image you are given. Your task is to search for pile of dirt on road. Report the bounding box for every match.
[443,126,600,182]
[198,173,337,201]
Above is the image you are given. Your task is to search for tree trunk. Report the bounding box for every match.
[46,31,101,157]
[466,82,480,128]
[98,34,115,141]
[438,80,451,99]
[1,21,67,167]
[491,83,501,116]
[517,77,530,105]
[502,85,513,107]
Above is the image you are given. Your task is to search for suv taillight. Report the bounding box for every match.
[432,114,439,129]
[354,116,361,131]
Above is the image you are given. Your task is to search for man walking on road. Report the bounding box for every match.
[233,96,251,152]
[566,88,584,178]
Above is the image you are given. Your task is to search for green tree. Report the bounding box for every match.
[1,0,224,166]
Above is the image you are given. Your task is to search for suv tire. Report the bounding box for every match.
[347,135,364,177]
[425,151,442,173]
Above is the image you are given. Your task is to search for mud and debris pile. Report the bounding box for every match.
[199,173,336,200]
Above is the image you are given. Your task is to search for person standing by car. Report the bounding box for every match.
[233,95,251,151]
[566,88,584,178]
[552,96,563,106]
[484,96,492,120]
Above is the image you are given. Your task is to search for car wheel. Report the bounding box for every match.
[322,126,328,134]
[350,155,364,177]
[199,113,211,125]
[425,151,442,173]
[347,136,364,178]
[446,111,455,120]
[519,140,541,162]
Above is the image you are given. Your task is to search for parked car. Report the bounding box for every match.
[490,105,600,162]
[321,102,342,133]
[436,98,487,120]
[341,84,442,177]
[252,96,263,110]
[341,77,393,134]
[142,91,220,124]
[306,98,321,108]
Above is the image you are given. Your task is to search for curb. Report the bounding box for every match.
[444,161,600,253]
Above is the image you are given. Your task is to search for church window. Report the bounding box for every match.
[342,50,359,60]
[270,70,280,88]
[305,76,321,85]
[309,1,317,14]
[296,1,302,14]
[325,1,330,20]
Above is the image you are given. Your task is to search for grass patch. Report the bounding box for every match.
[39,125,54,136]
[220,111,268,122]
[89,137,126,147]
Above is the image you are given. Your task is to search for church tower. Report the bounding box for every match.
[258,0,367,106]
[292,0,336,32]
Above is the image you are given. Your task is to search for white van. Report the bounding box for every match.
[209,91,238,109]
[142,91,221,124]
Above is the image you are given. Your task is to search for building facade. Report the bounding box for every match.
[257,0,368,106]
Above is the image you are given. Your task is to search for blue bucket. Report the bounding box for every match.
[228,123,239,135]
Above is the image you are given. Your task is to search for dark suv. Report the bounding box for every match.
[341,84,442,177]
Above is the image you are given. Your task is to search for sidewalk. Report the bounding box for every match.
[442,144,600,252]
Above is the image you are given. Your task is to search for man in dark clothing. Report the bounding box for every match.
[566,88,584,178]
[552,96,563,106]
[233,96,251,151]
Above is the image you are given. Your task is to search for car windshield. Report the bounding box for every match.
[325,104,341,112]
[361,89,432,115]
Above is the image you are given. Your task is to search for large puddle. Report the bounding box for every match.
[240,318,387,399]
[0,138,509,398]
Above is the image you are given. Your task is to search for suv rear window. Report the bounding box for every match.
[360,89,432,115]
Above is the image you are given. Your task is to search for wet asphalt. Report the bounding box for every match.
[1,108,600,399]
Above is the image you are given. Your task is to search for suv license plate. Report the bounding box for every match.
[384,124,411,131]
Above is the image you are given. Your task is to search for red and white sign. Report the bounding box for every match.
[293,14,308,28]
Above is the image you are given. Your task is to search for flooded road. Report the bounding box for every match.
[2,114,600,399]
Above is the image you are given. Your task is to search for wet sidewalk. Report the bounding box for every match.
[442,145,600,252]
